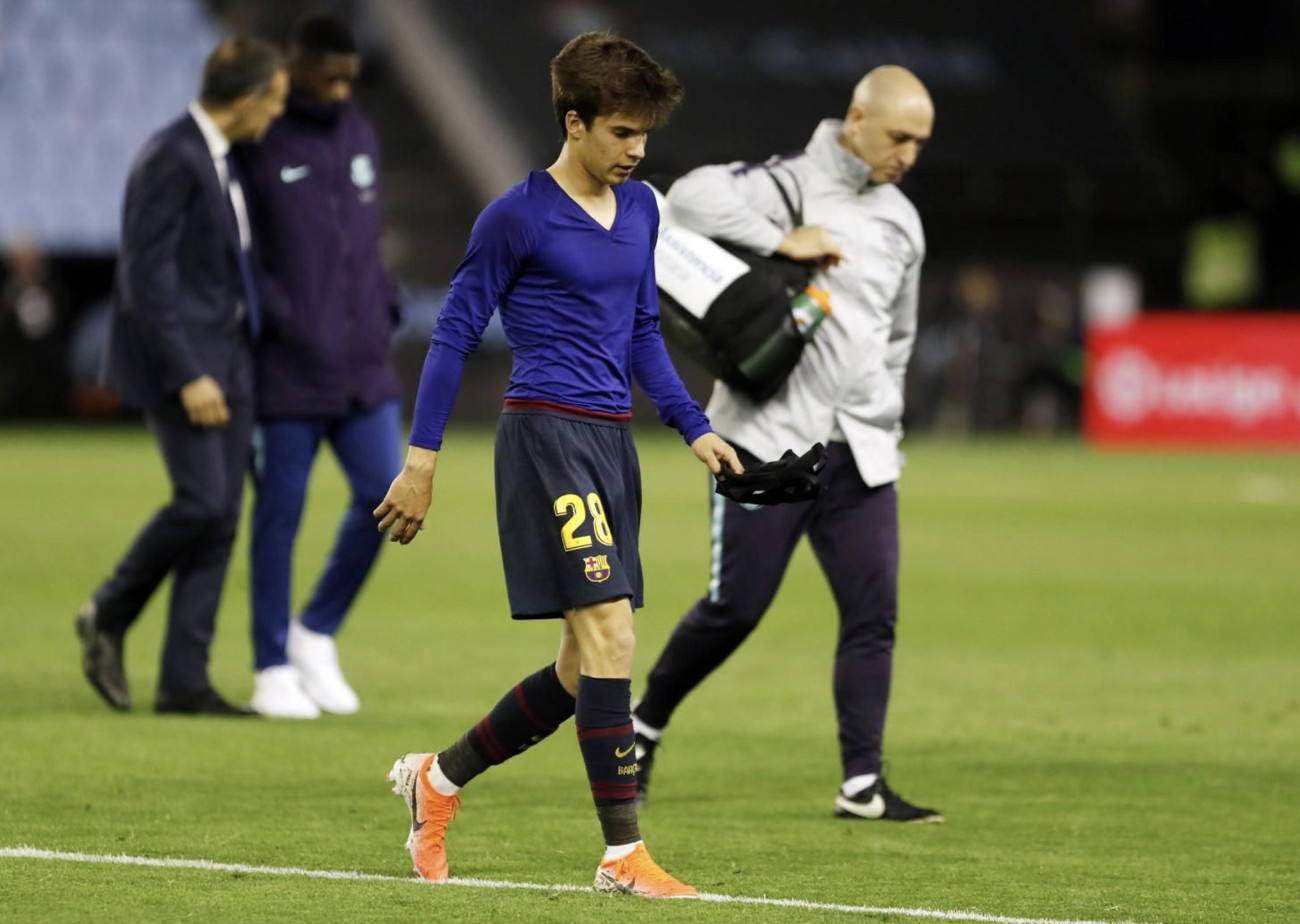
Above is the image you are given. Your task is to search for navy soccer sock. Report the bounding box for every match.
[438,662,576,787]
[576,675,640,847]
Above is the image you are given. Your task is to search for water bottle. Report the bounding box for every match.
[791,286,832,339]
[733,284,834,399]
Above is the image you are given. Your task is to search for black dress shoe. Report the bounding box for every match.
[75,602,130,712]
[155,687,258,717]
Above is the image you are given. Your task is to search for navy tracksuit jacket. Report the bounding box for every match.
[235,92,402,419]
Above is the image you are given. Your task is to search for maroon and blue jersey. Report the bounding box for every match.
[409,171,710,449]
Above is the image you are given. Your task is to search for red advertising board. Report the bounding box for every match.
[1084,314,1300,447]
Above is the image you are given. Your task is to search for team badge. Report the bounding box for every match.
[350,154,376,189]
[880,222,915,270]
[583,555,612,583]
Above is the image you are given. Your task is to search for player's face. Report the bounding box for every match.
[230,69,289,142]
[293,52,361,104]
[842,101,932,185]
[572,111,652,186]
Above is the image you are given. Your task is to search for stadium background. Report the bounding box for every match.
[2,3,1299,922]
[3,0,1298,439]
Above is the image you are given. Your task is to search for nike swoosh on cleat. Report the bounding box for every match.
[411,788,425,832]
[614,743,635,758]
[402,768,425,831]
[280,165,310,183]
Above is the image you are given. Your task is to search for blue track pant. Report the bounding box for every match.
[249,399,402,670]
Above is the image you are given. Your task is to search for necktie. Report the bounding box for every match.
[224,155,262,340]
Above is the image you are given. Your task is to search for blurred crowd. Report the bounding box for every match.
[0,244,1086,436]
[0,248,1077,436]
[907,265,1083,437]
[0,241,120,418]
[3,0,1297,435]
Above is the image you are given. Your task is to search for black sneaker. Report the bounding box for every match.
[833,777,943,823]
[633,732,658,808]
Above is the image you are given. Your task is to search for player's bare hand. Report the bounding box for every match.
[776,225,844,268]
[178,375,229,427]
[690,432,743,476]
[373,447,438,544]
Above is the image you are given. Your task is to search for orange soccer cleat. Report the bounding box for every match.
[388,753,460,881]
[593,843,698,899]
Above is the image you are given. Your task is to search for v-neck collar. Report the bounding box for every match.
[540,169,621,233]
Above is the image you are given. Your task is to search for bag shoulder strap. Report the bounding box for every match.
[761,162,803,228]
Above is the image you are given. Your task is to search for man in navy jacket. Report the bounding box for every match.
[77,37,287,716]
[235,14,403,718]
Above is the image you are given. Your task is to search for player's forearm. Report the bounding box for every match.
[630,333,710,443]
[402,445,438,474]
[408,341,468,450]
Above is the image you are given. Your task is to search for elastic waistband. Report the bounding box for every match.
[503,398,632,427]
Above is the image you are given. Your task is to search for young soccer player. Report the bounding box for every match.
[373,32,741,898]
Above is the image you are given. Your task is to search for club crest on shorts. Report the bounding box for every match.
[583,554,612,583]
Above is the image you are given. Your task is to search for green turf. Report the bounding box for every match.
[1,425,1297,923]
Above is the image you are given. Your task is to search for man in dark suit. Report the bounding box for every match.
[76,36,288,716]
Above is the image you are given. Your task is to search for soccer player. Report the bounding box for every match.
[372,32,740,898]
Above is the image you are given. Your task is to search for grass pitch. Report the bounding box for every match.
[0,425,1297,923]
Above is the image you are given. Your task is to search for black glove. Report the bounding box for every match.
[713,443,828,506]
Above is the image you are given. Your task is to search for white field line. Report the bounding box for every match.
[0,846,1160,924]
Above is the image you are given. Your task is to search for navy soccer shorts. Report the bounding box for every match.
[494,407,644,619]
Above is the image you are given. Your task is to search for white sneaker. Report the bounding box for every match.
[251,665,320,719]
[288,622,360,715]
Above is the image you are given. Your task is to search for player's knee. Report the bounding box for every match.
[589,624,635,666]
[578,623,636,675]
[567,598,637,674]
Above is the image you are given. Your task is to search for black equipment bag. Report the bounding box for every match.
[654,168,816,403]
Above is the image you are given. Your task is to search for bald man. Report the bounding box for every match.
[633,66,942,822]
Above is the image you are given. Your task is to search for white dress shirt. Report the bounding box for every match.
[664,119,924,487]
[187,101,252,251]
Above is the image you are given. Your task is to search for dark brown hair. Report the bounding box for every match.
[550,32,683,135]
[199,36,284,106]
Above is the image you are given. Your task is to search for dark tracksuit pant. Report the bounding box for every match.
[636,441,898,780]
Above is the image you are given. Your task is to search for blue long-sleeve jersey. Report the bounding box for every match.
[409,171,710,450]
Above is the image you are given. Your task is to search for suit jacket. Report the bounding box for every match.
[102,113,253,411]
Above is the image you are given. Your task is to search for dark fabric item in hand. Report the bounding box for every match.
[713,442,828,506]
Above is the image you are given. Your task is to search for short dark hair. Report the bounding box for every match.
[289,12,358,56]
[199,36,284,107]
[550,32,683,135]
